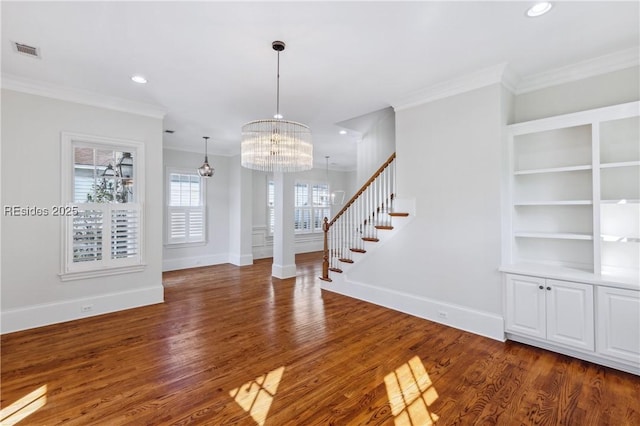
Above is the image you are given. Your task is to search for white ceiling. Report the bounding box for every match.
[2,1,638,171]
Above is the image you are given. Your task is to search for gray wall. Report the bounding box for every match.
[162,149,231,270]
[515,66,639,122]
[1,89,164,332]
[351,84,506,315]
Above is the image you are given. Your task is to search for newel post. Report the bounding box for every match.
[319,217,331,282]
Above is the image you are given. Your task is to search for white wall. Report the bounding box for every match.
[1,89,164,333]
[514,66,639,123]
[228,154,253,266]
[356,107,396,187]
[350,84,505,313]
[162,149,231,271]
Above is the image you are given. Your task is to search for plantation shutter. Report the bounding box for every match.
[167,172,205,244]
[72,208,104,263]
[68,204,142,271]
[168,207,205,244]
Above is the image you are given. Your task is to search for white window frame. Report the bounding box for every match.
[266,179,330,235]
[165,167,207,246]
[294,180,330,234]
[60,132,146,281]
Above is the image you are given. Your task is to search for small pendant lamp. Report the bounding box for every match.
[197,136,214,177]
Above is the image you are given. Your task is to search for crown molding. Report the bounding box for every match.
[516,47,640,94]
[391,47,639,111]
[392,63,516,111]
[1,74,167,119]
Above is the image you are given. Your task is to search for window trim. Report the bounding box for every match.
[59,132,146,281]
[267,179,330,236]
[165,167,207,246]
[294,180,330,235]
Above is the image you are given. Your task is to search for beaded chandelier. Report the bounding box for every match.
[241,41,313,172]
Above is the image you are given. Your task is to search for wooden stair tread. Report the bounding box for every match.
[338,258,354,264]
[362,237,379,242]
[318,276,332,282]
[375,225,394,230]
[329,267,343,273]
[388,212,409,217]
[350,248,366,253]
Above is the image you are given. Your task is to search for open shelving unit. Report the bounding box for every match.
[502,101,640,287]
[501,102,640,375]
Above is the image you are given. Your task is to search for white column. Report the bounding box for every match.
[272,171,296,278]
[228,155,253,266]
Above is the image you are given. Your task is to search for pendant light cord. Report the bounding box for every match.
[276,50,280,118]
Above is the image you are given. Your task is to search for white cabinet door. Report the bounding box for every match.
[597,286,640,365]
[505,274,546,339]
[546,279,594,351]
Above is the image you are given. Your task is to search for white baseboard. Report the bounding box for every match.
[162,253,229,271]
[229,253,254,266]
[272,263,297,279]
[1,285,164,334]
[321,278,505,341]
[507,333,640,376]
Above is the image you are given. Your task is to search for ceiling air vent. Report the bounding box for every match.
[13,42,40,58]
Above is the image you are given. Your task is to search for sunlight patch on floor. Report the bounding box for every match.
[384,356,439,425]
[0,384,48,425]
[229,366,285,426]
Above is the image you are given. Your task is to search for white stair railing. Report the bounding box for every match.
[320,153,396,281]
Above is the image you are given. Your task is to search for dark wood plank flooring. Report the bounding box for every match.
[2,252,639,425]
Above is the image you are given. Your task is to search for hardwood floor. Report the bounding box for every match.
[2,252,639,425]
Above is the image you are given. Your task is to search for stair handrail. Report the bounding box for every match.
[328,152,396,227]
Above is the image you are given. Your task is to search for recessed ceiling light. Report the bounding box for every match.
[526,2,553,17]
[339,130,347,135]
[131,75,148,84]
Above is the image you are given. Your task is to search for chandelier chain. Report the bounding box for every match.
[276,50,280,118]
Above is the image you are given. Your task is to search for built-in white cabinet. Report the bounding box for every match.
[505,273,640,374]
[596,286,640,365]
[501,102,640,375]
[505,274,594,351]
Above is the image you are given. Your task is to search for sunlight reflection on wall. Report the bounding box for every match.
[229,366,285,426]
[384,356,439,426]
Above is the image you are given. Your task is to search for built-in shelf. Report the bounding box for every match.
[514,200,592,206]
[504,104,640,376]
[601,199,640,204]
[601,235,640,243]
[601,161,640,169]
[514,165,592,175]
[505,101,639,282]
[515,232,593,241]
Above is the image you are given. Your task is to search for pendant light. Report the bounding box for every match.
[241,41,313,172]
[197,136,214,177]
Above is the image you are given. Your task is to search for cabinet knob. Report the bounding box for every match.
[546,286,551,291]
[539,285,544,290]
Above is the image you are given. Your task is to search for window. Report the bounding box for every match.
[267,180,330,235]
[61,133,145,280]
[166,169,206,245]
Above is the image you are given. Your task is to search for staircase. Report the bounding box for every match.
[320,152,410,282]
